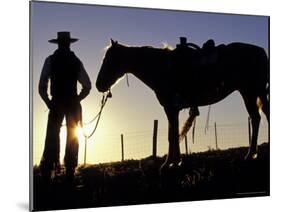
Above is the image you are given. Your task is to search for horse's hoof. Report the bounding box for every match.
[178,158,187,168]
[244,151,258,161]
[168,162,179,170]
[159,161,184,189]
[159,162,169,174]
[160,160,182,175]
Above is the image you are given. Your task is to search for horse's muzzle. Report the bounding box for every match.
[96,80,107,93]
[106,90,112,98]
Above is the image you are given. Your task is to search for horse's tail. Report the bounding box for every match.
[257,48,269,121]
[179,117,195,141]
[179,107,199,142]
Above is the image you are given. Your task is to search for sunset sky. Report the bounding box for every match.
[31,1,269,165]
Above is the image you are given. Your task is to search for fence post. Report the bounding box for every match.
[121,134,124,161]
[84,137,87,165]
[214,122,218,150]
[248,117,252,145]
[184,135,188,155]
[152,120,158,159]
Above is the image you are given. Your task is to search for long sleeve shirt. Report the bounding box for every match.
[39,55,92,104]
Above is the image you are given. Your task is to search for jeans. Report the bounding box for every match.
[40,98,82,173]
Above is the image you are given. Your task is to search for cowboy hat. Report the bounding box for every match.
[48,31,78,44]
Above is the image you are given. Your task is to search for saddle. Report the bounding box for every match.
[171,39,225,71]
[200,39,219,66]
[169,38,227,94]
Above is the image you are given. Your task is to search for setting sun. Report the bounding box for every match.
[75,125,86,144]
[58,124,87,164]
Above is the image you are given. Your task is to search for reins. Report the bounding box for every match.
[83,72,129,140]
[59,91,111,141]
[82,91,111,140]
[60,73,127,142]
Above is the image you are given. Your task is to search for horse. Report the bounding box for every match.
[96,39,269,170]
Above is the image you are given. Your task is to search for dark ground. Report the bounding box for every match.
[33,143,269,211]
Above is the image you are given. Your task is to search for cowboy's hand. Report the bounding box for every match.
[77,95,83,102]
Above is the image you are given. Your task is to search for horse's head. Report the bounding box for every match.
[96,39,125,93]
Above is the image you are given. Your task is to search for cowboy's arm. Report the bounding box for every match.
[38,57,51,108]
[78,62,92,101]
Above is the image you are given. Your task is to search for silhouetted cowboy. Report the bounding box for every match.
[39,31,91,182]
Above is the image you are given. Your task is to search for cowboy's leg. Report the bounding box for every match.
[64,101,81,179]
[40,104,64,179]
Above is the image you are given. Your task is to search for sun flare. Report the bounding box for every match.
[75,126,86,144]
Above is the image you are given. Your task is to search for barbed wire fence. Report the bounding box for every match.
[33,118,269,165]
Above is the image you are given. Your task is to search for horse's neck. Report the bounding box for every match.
[121,46,166,91]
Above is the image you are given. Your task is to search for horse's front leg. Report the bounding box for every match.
[161,106,181,170]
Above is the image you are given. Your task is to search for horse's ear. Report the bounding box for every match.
[111,38,114,45]
[110,38,118,46]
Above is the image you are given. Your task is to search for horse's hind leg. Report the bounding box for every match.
[240,91,261,160]
[259,90,269,122]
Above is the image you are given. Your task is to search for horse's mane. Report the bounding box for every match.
[137,45,173,55]
[104,42,173,53]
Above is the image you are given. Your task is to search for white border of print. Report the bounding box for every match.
[0,0,279,212]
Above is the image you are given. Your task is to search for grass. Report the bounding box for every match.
[33,143,269,211]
